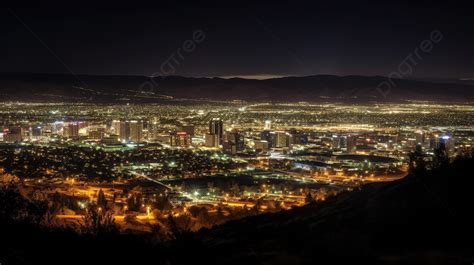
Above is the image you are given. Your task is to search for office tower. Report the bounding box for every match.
[260,130,273,147]
[254,140,269,152]
[171,131,191,147]
[288,129,308,145]
[223,130,244,154]
[111,120,121,135]
[118,121,128,142]
[346,135,357,153]
[129,121,143,142]
[332,134,357,153]
[51,121,64,135]
[415,130,425,145]
[273,131,289,148]
[439,135,455,154]
[64,122,80,138]
[209,118,224,144]
[115,120,143,142]
[148,121,160,141]
[264,120,272,130]
[30,126,42,140]
[205,133,219,148]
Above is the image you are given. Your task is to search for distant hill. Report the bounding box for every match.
[0,73,473,103]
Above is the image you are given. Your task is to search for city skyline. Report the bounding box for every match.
[1,4,473,265]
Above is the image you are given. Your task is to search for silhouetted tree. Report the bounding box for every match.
[81,206,118,235]
[97,189,107,209]
[305,192,315,204]
[127,193,142,211]
[408,144,426,176]
[153,195,172,212]
[216,206,225,220]
[433,142,449,168]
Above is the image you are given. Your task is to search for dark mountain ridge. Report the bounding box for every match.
[1,72,473,103]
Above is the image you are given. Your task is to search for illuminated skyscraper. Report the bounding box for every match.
[117,120,143,142]
[111,120,121,135]
[439,135,455,154]
[273,131,290,148]
[148,121,160,141]
[64,122,80,138]
[205,133,219,148]
[260,130,273,147]
[129,121,143,142]
[254,140,269,152]
[264,120,272,130]
[171,131,191,147]
[209,118,223,144]
[332,134,357,153]
[223,130,244,154]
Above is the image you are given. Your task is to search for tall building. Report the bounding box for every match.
[439,135,455,154]
[332,134,357,153]
[415,130,425,145]
[260,130,273,147]
[30,126,42,140]
[223,130,244,154]
[116,120,143,142]
[346,135,357,153]
[51,121,64,135]
[64,122,80,138]
[254,140,269,152]
[129,121,143,142]
[118,121,128,141]
[209,118,224,144]
[273,131,290,148]
[171,131,191,147]
[264,120,272,130]
[205,133,219,148]
[261,130,291,148]
[148,121,160,141]
[111,120,121,135]
[288,129,308,145]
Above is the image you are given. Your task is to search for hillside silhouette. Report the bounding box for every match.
[1,153,473,265]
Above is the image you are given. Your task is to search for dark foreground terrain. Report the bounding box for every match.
[1,155,473,265]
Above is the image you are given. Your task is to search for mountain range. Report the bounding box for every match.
[0,73,473,103]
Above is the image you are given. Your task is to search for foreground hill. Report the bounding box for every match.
[1,155,473,265]
[1,73,473,102]
[171,155,474,264]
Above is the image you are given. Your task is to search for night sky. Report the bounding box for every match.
[1,3,473,79]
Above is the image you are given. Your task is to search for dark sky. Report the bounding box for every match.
[1,3,473,79]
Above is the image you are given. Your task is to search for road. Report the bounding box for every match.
[129,171,174,190]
